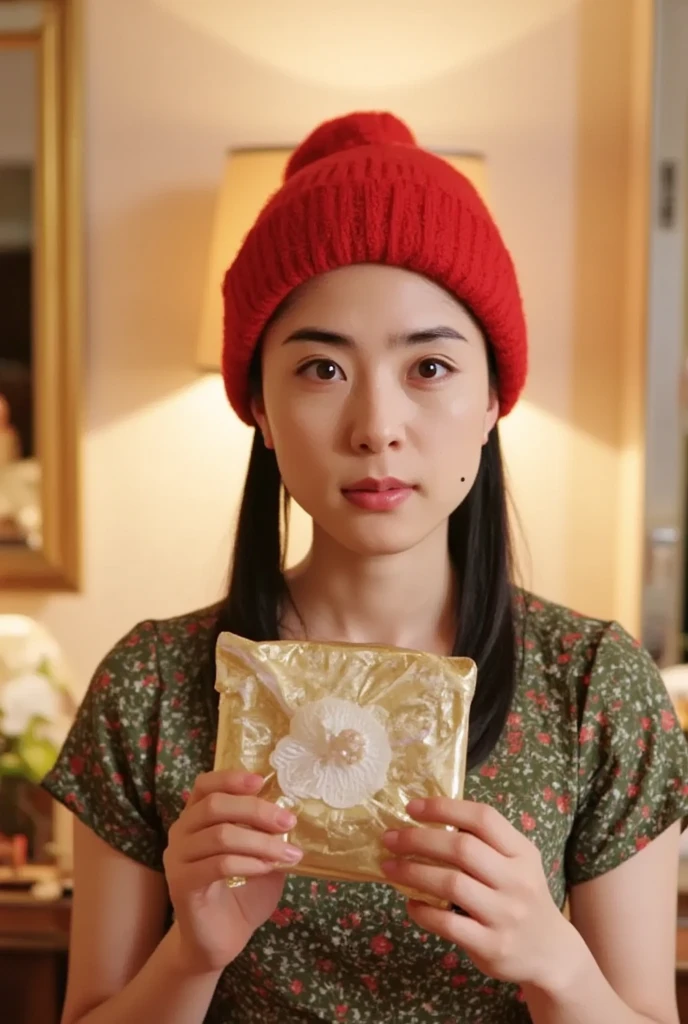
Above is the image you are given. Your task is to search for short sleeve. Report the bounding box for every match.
[41,621,166,872]
[565,622,688,885]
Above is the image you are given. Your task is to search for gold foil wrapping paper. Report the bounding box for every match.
[213,631,477,908]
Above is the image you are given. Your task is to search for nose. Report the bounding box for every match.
[347,379,406,454]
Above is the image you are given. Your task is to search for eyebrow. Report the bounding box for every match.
[282,326,468,347]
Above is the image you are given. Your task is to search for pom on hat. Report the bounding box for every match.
[285,111,416,180]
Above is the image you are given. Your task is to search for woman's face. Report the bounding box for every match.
[253,264,499,557]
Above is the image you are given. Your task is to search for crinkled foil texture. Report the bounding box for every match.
[213,632,477,907]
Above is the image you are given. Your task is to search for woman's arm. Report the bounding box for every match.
[60,820,222,1024]
[521,821,682,1024]
[383,799,681,1024]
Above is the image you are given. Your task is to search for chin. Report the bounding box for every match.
[327,518,436,558]
[344,536,416,558]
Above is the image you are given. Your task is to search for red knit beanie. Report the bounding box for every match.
[222,111,527,424]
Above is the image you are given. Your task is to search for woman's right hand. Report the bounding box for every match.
[163,770,303,975]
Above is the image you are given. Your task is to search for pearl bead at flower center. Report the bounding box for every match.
[322,728,366,767]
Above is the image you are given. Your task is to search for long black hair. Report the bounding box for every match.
[205,345,521,773]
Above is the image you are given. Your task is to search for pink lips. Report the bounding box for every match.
[341,477,415,512]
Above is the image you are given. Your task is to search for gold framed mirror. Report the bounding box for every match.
[0,0,82,589]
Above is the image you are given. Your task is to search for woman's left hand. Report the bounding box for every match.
[381,798,574,989]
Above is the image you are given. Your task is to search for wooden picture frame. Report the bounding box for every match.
[0,0,82,590]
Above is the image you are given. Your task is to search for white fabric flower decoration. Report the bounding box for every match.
[269,697,392,809]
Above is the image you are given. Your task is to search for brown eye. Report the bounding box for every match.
[316,361,339,380]
[415,358,451,380]
[298,359,345,382]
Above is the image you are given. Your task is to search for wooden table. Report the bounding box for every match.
[0,890,70,1024]
[677,924,688,1020]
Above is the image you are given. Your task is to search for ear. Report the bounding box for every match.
[250,394,274,450]
[482,389,500,445]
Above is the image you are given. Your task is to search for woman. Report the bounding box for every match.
[43,111,688,1024]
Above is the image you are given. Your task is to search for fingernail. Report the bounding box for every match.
[245,774,264,788]
[407,799,426,815]
[276,809,297,830]
[282,845,303,863]
[383,830,400,847]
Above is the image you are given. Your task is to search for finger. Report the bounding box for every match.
[182,793,297,837]
[382,859,500,925]
[182,823,303,867]
[406,899,493,953]
[180,853,278,890]
[406,799,521,857]
[382,827,505,887]
[186,771,264,808]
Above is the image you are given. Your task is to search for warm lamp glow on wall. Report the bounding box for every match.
[196,147,489,372]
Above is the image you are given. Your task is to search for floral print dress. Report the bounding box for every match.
[42,592,688,1023]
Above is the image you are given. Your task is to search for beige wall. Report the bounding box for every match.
[568,0,652,633]
[0,0,651,698]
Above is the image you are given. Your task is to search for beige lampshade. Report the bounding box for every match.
[196,148,488,371]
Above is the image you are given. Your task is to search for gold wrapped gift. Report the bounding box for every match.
[213,631,477,907]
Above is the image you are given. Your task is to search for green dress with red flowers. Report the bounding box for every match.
[42,592,688,1023]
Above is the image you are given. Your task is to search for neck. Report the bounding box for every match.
[284,522,456,654]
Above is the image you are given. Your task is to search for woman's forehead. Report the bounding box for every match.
[267,266,476,338]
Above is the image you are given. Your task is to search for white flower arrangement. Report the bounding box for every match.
[0,616,75,783]
[269,696,393,809]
